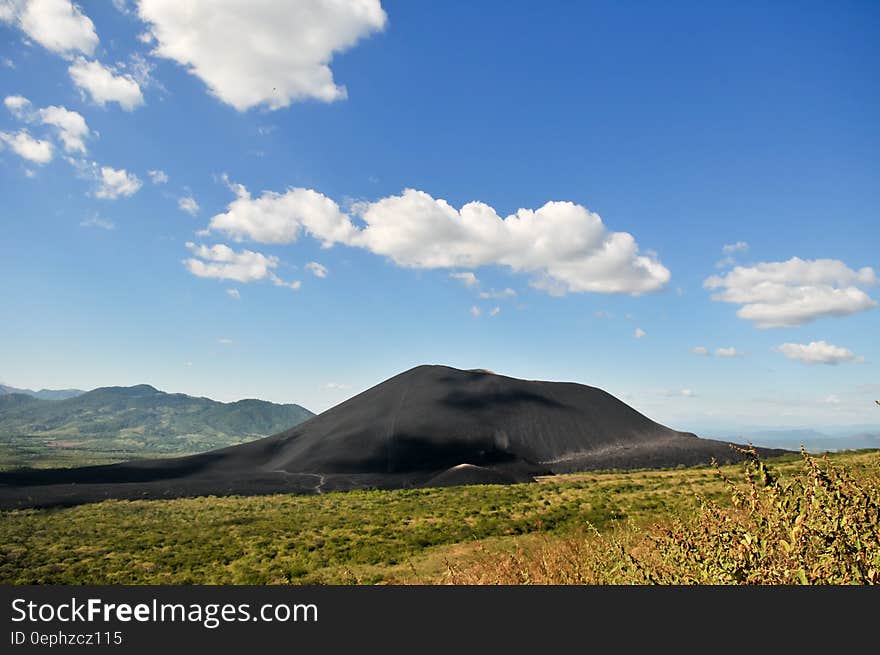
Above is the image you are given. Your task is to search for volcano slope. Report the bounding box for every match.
[0,365,787,508]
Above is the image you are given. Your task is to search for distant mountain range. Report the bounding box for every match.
[708,428,880,453]
[0,384,85,401]
[0,384,314,469]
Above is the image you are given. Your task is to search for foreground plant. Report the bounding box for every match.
[643,447,879,584]
[444,448,880,585]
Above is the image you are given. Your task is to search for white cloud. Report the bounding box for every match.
[594,310,613,319]
[722,241,749,255]
[1,0,98,56]
[704,258,877,328]
[305,261,328,278]
[136,0,387,111]
[207,183,670,297]
[470,306,481,317]
[217,337,233,345]
[209,180,358,245]
[776,341,863,366]
[479,288,517,300]
[715,347,739,357]
[680,389,695,398]
[125,52,156,88]
[357,190,669,295]
[2,57,14,68]
[825,394,841,405]
[178,195,200,215]
[65,158,142,199]
[68,58,144,110]
[691,346,709,356]
[38,105,89,152]
[95,166,141,199]
[4,95,91,153]
[269,274,301,290]
[450,271,478,287]
[4,94,31,118]
[183,242,301,290]
[489,306,501,317]
[0,129,53,163]
[634,327,646,339]
[225,288,240,300]
[79,214,114,230]
[716,241,749,269]
[147,169,168,184]
[184,242,278,283]
[322,382,350,390]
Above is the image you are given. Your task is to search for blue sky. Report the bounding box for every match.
[1,1,878,431]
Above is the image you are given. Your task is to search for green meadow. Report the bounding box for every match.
[2,449,877,585]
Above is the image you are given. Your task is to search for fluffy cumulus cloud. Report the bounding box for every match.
[225,288,240,300]
[3,94,30,118]
[66,158,142,198]
[1,0,98,56]
[178,195,199,215]
[305,261,328,278]
[0,129,53,163]
[68,58,144,110]
[210,179,359,245]
[136,0,387,111]
[94,166,142,199]
[715,347,739,357]
[704,258,877,328]
[206,184,670,297]
[184,242,300,290]
[38,104,89,152]
[776,341,863,366]
[184,242,278,283]
[357,191,669,295]
[691,346,709,356]
[634,327,646,339]
[4,94,90,153]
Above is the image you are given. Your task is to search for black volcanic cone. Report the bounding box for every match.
[0,366,786,508]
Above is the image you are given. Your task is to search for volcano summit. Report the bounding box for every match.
[0,365,785,508]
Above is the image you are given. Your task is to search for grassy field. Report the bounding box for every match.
[1,450,877,585]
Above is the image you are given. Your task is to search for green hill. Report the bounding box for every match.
[0,385,314,469]
[0,383,85,401]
